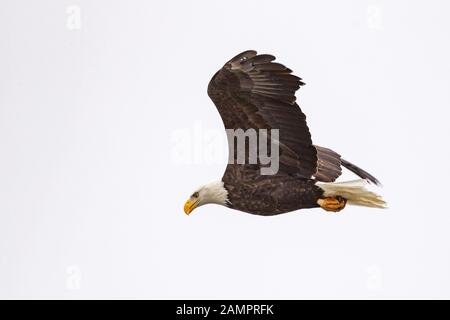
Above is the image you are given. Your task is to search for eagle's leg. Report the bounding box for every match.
[317,196,347,212]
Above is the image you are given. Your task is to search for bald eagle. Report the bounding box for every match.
[184,50,386,216]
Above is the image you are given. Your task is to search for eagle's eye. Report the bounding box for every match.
[191,192,199,198]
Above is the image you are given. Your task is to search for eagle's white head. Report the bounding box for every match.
[184,181,229,215]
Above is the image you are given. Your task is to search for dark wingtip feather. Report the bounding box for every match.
[341,159,382,186]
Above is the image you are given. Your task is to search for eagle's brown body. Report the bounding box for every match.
[223,164,323,215]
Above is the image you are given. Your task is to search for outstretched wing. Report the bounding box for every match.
[208,50,317,178]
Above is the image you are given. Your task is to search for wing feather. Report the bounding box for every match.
[208,50,318,179]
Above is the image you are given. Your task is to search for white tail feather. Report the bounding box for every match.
[317,179,387,208]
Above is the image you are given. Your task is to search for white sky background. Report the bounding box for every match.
[0,0,449,299]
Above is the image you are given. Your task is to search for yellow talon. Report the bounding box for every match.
[318,196,347,212]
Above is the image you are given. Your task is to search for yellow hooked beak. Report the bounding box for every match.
[184,199,199,215]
